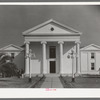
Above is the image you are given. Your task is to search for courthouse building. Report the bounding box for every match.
[0,19,100,76]
[23,19,81,76]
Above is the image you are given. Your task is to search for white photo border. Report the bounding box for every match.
[0,2,100,98]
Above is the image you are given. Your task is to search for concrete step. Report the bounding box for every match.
[44,74,60,77]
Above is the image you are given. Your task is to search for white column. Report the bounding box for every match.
[72,53,75,78]
[25,41,30,75]
[73,45,77,74]
[41,41,47,74]
[75,41,81,74]
[58,41,64,74]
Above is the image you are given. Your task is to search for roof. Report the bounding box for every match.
[80,44,100,51]
[23,19,82,36]
[0,44,23,52]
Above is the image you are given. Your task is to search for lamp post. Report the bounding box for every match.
[67,49,76,82]
[28,49,36,82]
[28,49,32,82]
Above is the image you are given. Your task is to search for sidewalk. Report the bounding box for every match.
[40,76,63,88]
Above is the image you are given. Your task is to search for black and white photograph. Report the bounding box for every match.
[0,4,100,89]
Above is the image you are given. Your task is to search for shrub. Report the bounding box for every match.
[0,62,18,77]
[0,53,23,78]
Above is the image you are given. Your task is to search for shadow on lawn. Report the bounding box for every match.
[0,80,11,81]
[60,75,100,88]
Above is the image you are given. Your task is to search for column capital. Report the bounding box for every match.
[24,41,30,44]
[58,41,64,44]
[75,41,81,44]
[41,41,47,44]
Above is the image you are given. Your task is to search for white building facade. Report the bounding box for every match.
[80,44,100,74]
[0,44,23,57]
[0,44,24,70]
[1,20,100,76]
[23,19,81,76]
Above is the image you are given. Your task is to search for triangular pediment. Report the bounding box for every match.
[81,44,100,51]
[23,19,81,36]
[0,44,23,51]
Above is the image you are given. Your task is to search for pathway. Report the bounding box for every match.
[40,76,63,88]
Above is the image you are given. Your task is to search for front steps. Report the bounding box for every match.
[45,74,60,77]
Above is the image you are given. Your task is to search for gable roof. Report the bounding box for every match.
[23,19,82,36]
[80,44,100,51]
[0,44,23,51]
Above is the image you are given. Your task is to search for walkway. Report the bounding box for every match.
[40,76,63,88]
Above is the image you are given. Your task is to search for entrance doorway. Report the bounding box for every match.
[49,46,56,73]
[50,61,56,73]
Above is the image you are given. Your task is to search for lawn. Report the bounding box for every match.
[0,77,40,88]
[61,76,100,88]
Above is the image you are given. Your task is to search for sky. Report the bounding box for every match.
[0,5,100,48]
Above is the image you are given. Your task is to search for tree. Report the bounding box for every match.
[0,62,18,77]
[0,53,7,64]
[0,53,18,77]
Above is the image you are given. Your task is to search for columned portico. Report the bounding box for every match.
[25,41,30,74]
[58,41,64,74]
[75,41,81,74]
[23,19,82,76]
[41,41,47,74]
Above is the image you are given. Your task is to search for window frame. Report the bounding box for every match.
[49,46,56,59]
[91,52,95,59]
[11,53,15,59]
[91,62,95,70]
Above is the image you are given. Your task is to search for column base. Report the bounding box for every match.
[75,73,80,76]
[29,78,32,82]
[72,78,75,82]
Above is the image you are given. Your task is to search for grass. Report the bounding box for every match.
[33,76,46,88]
[0,77,40,88]
[61,76,100,88]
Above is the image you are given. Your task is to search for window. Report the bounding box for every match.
[11,53,15,59]
[50,27,54,31]
[91,53,95,59]
[49,46,56,58]
[91,63,95,70]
